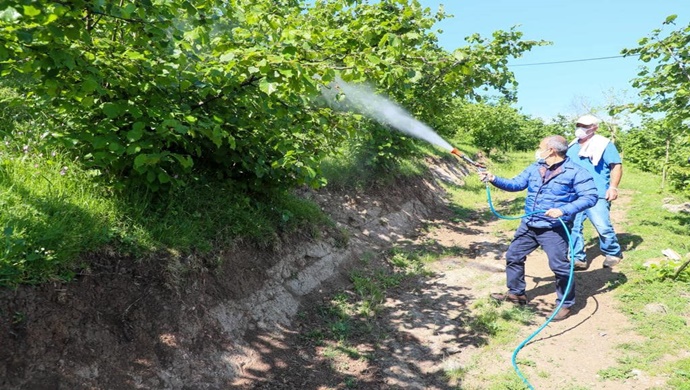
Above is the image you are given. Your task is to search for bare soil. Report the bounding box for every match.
[0,158,665,389]
[230,184,666,390]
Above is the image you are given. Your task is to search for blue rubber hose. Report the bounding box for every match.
[484,184,575,390]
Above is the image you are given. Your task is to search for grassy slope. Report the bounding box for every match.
[0,149,333,286]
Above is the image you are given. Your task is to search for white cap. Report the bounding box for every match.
[576,114,600,126]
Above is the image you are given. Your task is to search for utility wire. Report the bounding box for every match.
[510,54,638,67]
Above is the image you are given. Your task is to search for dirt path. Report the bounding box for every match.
[234,188,666,389]
[416,188,663,389]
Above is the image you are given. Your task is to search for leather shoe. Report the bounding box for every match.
[551,307,572,321]
[573,260,588,270]
[603,255,623,268]
[490,292,527,306]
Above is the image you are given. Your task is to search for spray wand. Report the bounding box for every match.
[450,148,486,172]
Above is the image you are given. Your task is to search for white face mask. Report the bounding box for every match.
[575,127,591,139]
[535,149,546,163]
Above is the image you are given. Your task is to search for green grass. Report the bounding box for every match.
[0,152,120,285]
[591,166,690,386]
[0,145,336,286]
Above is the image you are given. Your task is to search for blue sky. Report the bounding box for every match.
[418,0,690,121]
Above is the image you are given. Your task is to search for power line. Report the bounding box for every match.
[510,54,638,67]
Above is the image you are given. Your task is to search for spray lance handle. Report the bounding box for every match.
[450,148,486,171]
[450,148,492,184]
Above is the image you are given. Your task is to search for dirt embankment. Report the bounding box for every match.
[0,160,454,390]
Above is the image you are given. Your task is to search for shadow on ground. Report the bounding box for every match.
[234,273,483,389]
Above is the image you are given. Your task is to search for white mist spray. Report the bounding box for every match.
[322,78,454,151]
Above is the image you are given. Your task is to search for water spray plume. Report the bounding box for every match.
[321,79,486,170]
[322,78,454,151]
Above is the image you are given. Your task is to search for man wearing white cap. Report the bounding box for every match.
[566,114,624,268]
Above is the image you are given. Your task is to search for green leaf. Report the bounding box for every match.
[158,171,171,183]
[81,78,99,93]
[17,31,33,43]
[664,15,678,24]
[108,142,125,153]
[220,52,235,62]
[453,51,467,62]
[259,79,278,95]
[43,12,58,25]
[282,46,297,57]
[92,136,108,149]
[0,7,21,22]
[80,96,95,107]
[173,154,194,169]
[408,70,422,83]
[127,122,145,142]
[124,50,146,60]
[133,154,149,169]
[122,3,137,18]
[367,54,381,64]
[22,5,41,17]
[321,68,336,83]
[163,119,188,135]
[378,34,390,47]
[182,1,197,15]
[102,102,122,119]
[128,105,143,119]
[126,144,142,154]
[279,68,294,77]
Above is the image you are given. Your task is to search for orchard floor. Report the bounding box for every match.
[232,188,669,389]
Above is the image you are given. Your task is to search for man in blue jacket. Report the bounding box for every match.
[479,135,598,321]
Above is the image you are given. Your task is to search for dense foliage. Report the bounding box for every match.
[0,0,544,192]
[619,15,690,194]
[0,0,547,285]
[452,100,559,155]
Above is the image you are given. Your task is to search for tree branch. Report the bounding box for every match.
[88,10,145,24]
[191,75,260,110]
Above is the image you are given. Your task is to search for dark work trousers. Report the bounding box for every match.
[504,221,575,307]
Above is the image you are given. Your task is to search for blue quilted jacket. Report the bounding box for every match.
[490,157,598,228]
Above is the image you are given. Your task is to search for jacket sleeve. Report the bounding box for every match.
[491,165,533,192]
[559,168,598,217]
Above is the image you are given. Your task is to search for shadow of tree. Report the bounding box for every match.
[575,232,643,268]
[233,264,497,389]
[618,232,643,252]
[0,176,110,284]
[668,212,690,236]
[524,266,628,319]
